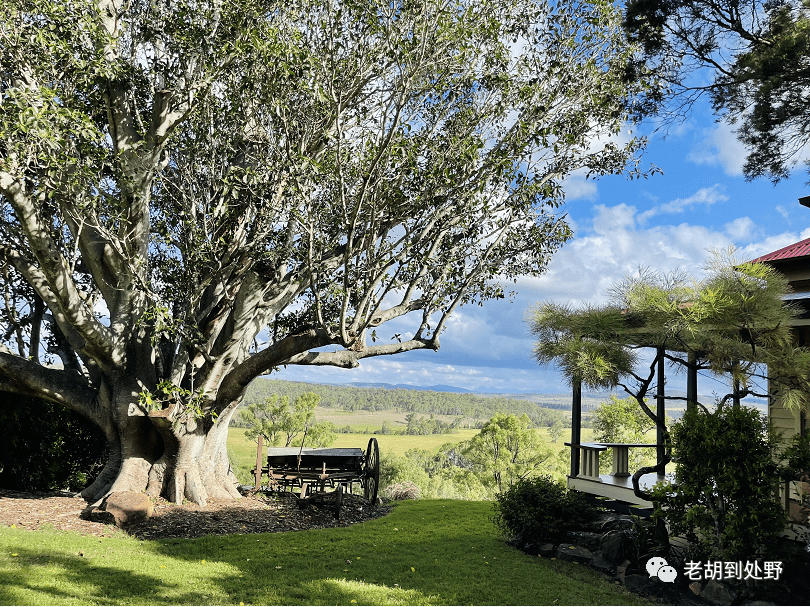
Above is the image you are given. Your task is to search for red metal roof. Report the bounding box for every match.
[751,237,810,263]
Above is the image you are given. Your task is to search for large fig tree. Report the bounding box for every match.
[0,0,654,505]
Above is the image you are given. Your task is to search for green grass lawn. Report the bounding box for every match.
[0,499,643,606]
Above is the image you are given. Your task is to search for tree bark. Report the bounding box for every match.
[64,377,245,506]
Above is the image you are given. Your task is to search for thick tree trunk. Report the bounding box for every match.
[94,400,243,506]
[37,360,246,506]
[199,404,243,500]
[79,432,121,503]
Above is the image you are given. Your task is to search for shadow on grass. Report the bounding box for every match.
[1,500,642,605]
[0,546,195,605]
[142,500,641,606]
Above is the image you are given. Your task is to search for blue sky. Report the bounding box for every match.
[272,99,810,396]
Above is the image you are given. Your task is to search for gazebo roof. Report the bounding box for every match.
[751,237,810,264]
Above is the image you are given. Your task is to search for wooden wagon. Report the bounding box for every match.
[252,437,380,517]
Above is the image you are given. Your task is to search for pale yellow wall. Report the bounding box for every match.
[768,376,806,507]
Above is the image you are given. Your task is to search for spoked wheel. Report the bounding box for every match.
[363,437,380,505]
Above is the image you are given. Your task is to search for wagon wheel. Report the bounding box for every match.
[363,437,380,504]
[332,484,344,519]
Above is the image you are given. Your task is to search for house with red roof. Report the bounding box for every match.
[751,235,810,522]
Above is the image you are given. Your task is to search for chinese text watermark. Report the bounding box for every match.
[684,560,783,581]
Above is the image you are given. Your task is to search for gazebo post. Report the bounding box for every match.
[570,378,582,478]
[657,347,666,473]
[687,351,698,413]
[732,361,741,409]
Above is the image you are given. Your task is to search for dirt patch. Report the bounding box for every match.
[0,488,389,540]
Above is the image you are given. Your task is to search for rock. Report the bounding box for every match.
[590,550,616,575]
[623,573,660,595]
[600,529,637,563]
[556,544,593,564]
[103,492,154,528]
[565,531,601,551]
[700,580,738,605]
[537,543,556,558]
[599,515,636,533]
[80,505,116,526]
[616,559,632,584]
[689,581,703,596]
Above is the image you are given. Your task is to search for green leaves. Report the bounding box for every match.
[530,256,810,409]
[137,380,211,425]
[238,392,335,448]
[624,0,810,183]
[651,405,786,561]
[464,413,553,493]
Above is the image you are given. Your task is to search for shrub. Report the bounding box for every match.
[492,474,599,552]
[651,404,786,561]
[387,481,421,500]
[0,395,106,491]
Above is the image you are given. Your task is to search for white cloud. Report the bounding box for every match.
[724,217,756,241]
[638,184,728,223]
[270,354,561,393]
[521,195,810,309]
[736,228,810,261]
[687,122,748,176]
[562,168,598,202]
[439,308,536,363]
[522,218,728,306]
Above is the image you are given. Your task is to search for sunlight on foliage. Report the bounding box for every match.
[530,253,810,411]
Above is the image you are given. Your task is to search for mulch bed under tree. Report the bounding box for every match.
[0,488,389,540]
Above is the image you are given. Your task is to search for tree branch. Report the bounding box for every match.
[0,231,116,370]
[283,336,438,369]
[0,351,97,418]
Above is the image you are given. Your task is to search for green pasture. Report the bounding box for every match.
[227,417,593,469]
[227,428,481,480]
[0,500,643,606]
[226,416,592,487]
[310,407,473,429]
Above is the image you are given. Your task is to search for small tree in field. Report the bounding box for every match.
[0,0,656,504]
[593,395,657,474]
[464,413,552,492]
[548,419,564,444]
[239,392,334,448]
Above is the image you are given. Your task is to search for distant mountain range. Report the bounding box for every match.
[252,377,766,417]
[343,381,605,398]
[329,381,766,413]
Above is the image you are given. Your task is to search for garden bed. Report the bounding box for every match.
[0,488,388,540]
